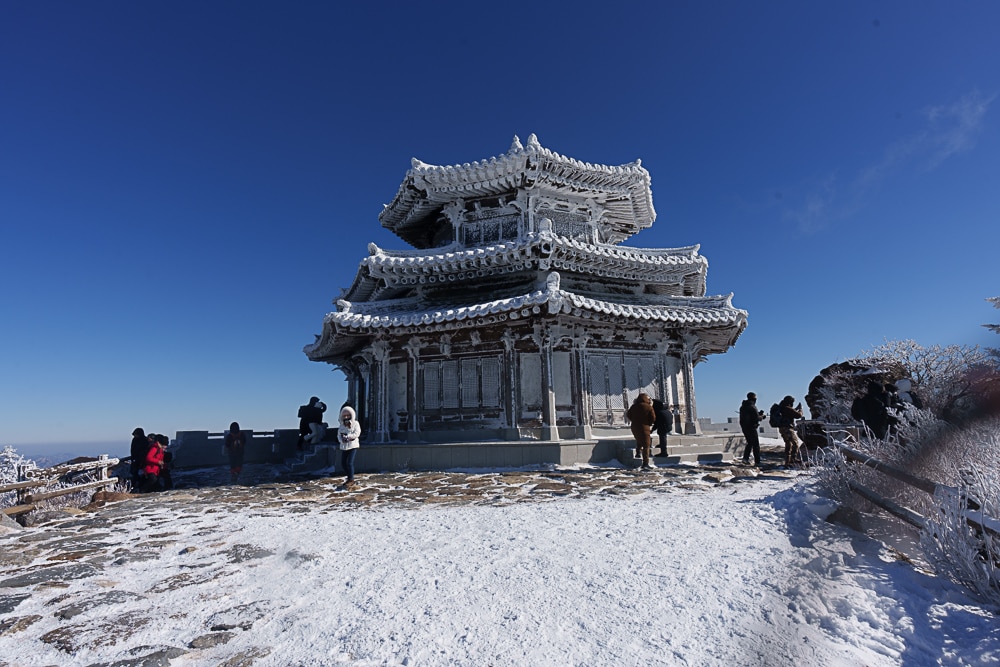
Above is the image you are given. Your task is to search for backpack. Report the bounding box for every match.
[768,403,782,428]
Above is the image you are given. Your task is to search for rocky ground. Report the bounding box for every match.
[0,446,805,666]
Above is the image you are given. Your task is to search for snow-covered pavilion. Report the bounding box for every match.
[305,135,747,448]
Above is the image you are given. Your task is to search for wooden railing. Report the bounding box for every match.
[828,435,1000,540]
[0,456,120,517]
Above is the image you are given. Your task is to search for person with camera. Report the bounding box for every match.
[296,396,326,450]
[777,395,805,468]
[738,392,766,467]
[337,405,362,489]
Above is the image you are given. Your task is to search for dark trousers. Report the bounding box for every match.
[655,426,669,450]
[341,448,358,482]
[741,425,761,465]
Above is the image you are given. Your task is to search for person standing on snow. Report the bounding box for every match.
[627,393,656,470]
[224,421,246,484]
[777,395,804,467]
[129,427,148,489]
[652,398,672,458]
[337,405,362,489]
[739,392,766,467]
[142,434,166,493]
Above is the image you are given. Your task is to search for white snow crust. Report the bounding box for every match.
[1,476,998,666]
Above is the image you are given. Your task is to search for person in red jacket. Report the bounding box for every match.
[142,435,166,493]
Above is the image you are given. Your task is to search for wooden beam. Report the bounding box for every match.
[1,504,36,517]
[0,480,46,493]
[847,479,927,530]
[834,442,942,495]
[24,478,118,504]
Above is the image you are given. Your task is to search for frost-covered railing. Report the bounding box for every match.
[829,435,1000,540]
[0,456,120,517]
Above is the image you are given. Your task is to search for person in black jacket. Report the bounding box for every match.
[129,427,148,489]
[651,399,672,457]
[739,393,765,467]
[297,396,324,450]
[851,382,890,439]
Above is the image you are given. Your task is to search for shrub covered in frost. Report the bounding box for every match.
[0,446,37,508]
[815,415,1000,604]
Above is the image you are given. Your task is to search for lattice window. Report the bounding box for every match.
[540,209,591,241]
[607,360,625,413]
[424,361,441,410]
[461,359,479,406]
[624,357,642,405]
[501,217,519,241]
[442,360,460,409]
[460,212,521,247]
[481,357,500,407]
[589,357,609,411]
[588,352,658,425]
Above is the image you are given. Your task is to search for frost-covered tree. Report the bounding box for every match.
[856,339,1000,425]
[985,296,1000,336]
[0,446,36,509]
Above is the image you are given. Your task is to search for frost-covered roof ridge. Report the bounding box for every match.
[363,235,703,268]
[407,133,645,178]
[379,135,656,245]
[326,278,744,327]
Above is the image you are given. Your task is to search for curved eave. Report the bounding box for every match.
[342,234,707,300]
[305,287,747,361]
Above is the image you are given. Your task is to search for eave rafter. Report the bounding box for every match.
[305,272,746,362]
[340,233,708,302]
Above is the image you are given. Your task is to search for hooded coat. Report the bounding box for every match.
[337,406,362,451]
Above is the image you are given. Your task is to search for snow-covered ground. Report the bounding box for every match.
[1,469,998,666]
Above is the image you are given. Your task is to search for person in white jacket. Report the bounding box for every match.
[337,405,362,489]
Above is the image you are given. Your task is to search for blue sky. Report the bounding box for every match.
[2,2,998,456]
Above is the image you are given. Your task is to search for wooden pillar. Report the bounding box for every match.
[371,340,390,443]
[572,332,592,439]
[501,330,518,437]
[538,325,559,442]
[404,337,421,441]
[681,337,701,435]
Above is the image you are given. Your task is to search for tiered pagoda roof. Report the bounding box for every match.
[380,134,655,247]
[306,136,747,365]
